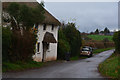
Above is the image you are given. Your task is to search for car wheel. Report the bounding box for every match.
[90,54,93,57]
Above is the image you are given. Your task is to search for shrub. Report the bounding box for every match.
[2,27,12,62]
[58,39,70,60]
[10,30,36,62]
[59,23,82,57]
[113,31,120,53]
[57,29,70,60]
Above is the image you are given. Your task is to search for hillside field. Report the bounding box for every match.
[87,35,113,41]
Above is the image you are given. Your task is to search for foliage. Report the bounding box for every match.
[32,4,45,26]
[99,53,119,78]
[63,23,82,57]
[7,3,20,22]
[57,29,70,60]
[3,61,45,72]
[113,31,120,54]
[93,47,114,54]
[94,29,99,34]
[9,30,37,62]
[2,2,45,63]
[58,22,82,59]
[2,27,12,62]
[7,2,45,30]
[19,4,34,30]
[104,27,110,35]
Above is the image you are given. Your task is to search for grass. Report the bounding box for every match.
[87,35,113,41]
[2,61,46,72]
[93,47,114,54]
[98,53,119,78]
[70,56,87,60]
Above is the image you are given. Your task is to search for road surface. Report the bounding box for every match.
[3,50,114,78]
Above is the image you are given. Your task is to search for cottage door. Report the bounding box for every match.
[42,42,49,62]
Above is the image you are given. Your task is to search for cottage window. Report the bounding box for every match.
[43,24,46,30]
[37,42,40,52]
[51,24,54,30]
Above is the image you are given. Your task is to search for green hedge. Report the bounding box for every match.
[2,27,12,62]
[113,31,120,53]
[57,23,82,59]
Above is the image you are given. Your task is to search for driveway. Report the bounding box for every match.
[3,50,114,78]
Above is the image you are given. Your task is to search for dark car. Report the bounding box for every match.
[80,47,93,57]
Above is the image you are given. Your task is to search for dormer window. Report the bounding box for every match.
[43,24,46,30]
[51,24,54,30]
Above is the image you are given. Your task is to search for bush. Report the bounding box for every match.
[58,39,70,60]
[58,23,82,59]
[57,29,70,60]
[63,23,82,57]
[2,27,12,62]
[2,27,36,63]
[113,31,120,53]
[10,30,36,62]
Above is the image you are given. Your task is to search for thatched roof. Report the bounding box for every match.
[2,1,61,26]
[43,32,57,43]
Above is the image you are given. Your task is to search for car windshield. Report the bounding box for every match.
[82,48,90,51]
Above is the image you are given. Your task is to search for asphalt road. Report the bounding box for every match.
[3,50,114,78]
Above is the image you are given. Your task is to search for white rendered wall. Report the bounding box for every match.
[33,24,58,62]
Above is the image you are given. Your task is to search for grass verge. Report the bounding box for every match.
[2,61,54,72]
[3,60,65,72]
[93,47,114,54]
[70,47,114,61]
[70,56,87,60]
[98,53,119,79]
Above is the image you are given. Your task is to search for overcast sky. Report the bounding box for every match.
[43,2,118,32]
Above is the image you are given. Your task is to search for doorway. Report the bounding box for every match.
[42,42,49,62]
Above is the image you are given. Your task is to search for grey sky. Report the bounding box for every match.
[44,2,118,32]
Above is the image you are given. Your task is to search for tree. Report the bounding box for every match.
[7,2,20,29]
[19,4,34,30]
[63,23,82,57]
[32,4,45,27]
[100,31,104,34]
[104,27,110,35]
[95,29,99,34]
[2,27,12,62]
[113,31,120,54]
[58,22,82,59]
[7,3,45,31]
[58,29,70,60]
[3,2,45,62]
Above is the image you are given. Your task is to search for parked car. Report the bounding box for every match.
[82,46,93,51]
[80,47,93,57]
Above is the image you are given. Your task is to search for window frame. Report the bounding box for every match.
[43,24,46,30]
[37,42,40,52]
[51,24,54,31]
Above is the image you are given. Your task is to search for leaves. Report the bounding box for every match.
[58,22,82,59]
[113,31,120,53]
[7,2,45,30]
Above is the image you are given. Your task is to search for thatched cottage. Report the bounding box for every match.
[2,0,61,62]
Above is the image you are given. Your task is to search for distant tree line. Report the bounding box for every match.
[58,22,82,60]
[2,2,45,63]
[113,31,120,54]
[91,27,110,35]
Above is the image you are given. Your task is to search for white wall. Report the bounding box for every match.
[33,24,58,62]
